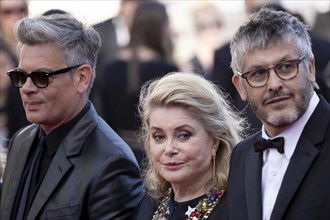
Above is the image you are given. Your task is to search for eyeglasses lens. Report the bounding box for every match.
[275,61,297,78]
[32,72,48,88]
[247,60,299,87]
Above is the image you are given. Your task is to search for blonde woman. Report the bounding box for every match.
[136,72,246,219]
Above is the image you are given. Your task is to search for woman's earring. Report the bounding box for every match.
[212,154,216,181]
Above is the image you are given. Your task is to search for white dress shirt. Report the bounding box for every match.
[261,92,319,220]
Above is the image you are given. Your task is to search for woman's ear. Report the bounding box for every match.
[212,139,220,155]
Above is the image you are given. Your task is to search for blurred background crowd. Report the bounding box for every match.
[1,0,329,171]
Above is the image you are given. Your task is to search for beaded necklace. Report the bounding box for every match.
[152,187,224,220]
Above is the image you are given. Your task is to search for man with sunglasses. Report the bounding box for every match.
[0,14,144,220]
[227,8,330,220]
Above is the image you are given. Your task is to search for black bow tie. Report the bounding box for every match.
[253,136,285,154]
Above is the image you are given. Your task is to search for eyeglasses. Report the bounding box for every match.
[236,56,305,88]
[7,64,82,88]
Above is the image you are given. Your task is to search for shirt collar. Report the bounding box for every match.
[41,103,90,157]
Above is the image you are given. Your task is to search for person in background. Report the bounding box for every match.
[91,0,141,116]
[42,9,68,16]
[0,0,28,55]
[228,8,330,220]
[183,2,224,78]
[293,12,330,102]
[0,37,17,148]
[1,0,30,140]
[100,1,178,166]
[136,72,246,219]
[0,13,144,219]
[312,10,330,42]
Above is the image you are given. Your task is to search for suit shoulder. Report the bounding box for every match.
[88,118,138,162]
[11,124,37,141]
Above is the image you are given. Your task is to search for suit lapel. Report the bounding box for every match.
[245,146,263,220]
[270,97,328,220]
[2,126,37,219]
[26,103,98,218]
[27,145,72,219]
[270,135,318,220]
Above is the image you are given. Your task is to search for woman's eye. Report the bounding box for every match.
[178,131,192,141]
[152,133,165,142]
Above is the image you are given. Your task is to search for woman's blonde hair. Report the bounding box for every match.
[138,72,246,200]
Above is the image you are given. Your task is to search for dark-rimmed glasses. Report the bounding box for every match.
[7,64,83,88]
[236,56,305,88]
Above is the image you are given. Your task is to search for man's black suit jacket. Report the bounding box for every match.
[0,103,144,219]
[227,96,330,220]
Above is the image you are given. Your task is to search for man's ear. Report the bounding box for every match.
[76,65,92,93]
[308,58,316,84]
[232,74,247,101]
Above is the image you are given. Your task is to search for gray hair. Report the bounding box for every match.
[138,72,246,200]
[230,8,313,75]
[14,14,101,95]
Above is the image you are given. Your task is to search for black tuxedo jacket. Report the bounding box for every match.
[227,96,330,220]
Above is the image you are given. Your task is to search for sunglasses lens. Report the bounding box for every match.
[32,72,48,88]
[8,71,27,88]
[8,71,48,88]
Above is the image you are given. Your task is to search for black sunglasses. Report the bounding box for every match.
[7,64,83,88]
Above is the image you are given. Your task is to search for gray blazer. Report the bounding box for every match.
[0,103,144,219]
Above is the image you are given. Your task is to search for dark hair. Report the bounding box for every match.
[42,9,68,16]
[126,1,174,94]
[129,1,172,60]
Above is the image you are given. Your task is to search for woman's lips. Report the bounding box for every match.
[163,162,184,170]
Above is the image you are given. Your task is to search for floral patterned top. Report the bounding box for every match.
[152,187,224,220]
